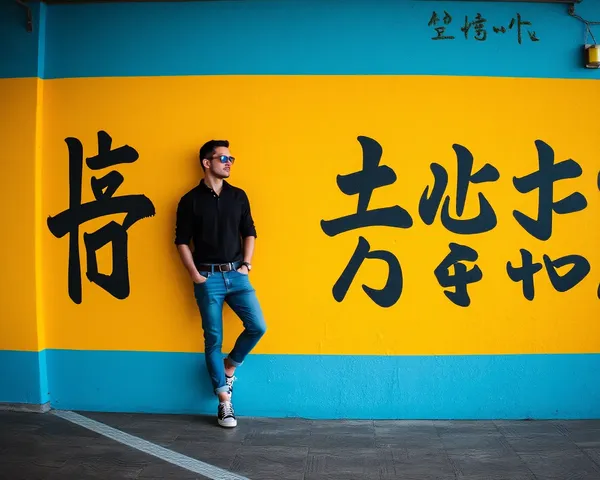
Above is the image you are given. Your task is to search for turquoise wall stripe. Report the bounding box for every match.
[0,1,45,79]
[0,350,48,405]
[42,0,600,80]
[38,349,49,405]
[45,350,600,419]
[37,2,47,79]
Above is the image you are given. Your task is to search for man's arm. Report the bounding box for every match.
[238,236,255,273]
[239,190,257,274]
[175,194,205,283]
[177,244,204,283]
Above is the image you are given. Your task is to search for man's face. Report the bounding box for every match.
[206,146,234,179]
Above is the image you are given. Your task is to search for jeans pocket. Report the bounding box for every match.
[194,272,212,286]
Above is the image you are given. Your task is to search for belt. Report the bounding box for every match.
[197,261,242,273]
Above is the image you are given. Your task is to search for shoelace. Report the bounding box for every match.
[220,401,235,418]
[226,375,237,387]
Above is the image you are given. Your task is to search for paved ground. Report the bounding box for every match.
[0,410,599,479]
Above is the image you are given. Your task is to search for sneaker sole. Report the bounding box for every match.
[218,419,237,428]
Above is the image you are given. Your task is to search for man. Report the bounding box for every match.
[174,139,266,428]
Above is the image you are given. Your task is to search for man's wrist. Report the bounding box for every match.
[241,261,252,272]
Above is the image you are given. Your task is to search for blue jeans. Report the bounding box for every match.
[193,268,267,395]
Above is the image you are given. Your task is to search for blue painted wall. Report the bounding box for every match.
[47,350,600,419]
[39,0,600,79]
[0,0,45,78]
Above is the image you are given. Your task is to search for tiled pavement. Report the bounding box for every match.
[1,410,599,479]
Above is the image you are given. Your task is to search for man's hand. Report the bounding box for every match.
[177,244,207,284]
[192,272,207,284]
[237,264,249,275]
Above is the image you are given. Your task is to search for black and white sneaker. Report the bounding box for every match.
[217,401,237,428]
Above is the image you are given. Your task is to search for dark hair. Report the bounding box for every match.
[199,139,229,171]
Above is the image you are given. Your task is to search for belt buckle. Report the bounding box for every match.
[218,263,229,272]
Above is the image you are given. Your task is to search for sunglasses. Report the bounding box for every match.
[214,155,235,164]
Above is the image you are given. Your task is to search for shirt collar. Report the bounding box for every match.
[198,179,231,190]
[199,179,231,192]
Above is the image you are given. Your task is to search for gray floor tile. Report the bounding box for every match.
[564,428,600,448]
[36,417,106,438]
[58,442,150,470]
[376,429,445,449]
[455,475,534,480]
[374,422,439,439]
[80,411,137,428]
[557,420,600,430]
[104,415,191,447]
[311,419,375,435]
[137,460,205,479]
[230,445,309,480]
[389,448,457,479]
[310,432,377,449]
[448,450,534,478]
[435,421,499,435]
[495,421,566,440]
[240,417,313,447]
[504,433,580,454]
[306,474,381,480]
[374,420,435,428]
[0,462,58,480]
[582,448,600,467]
[0,434,73,468]
[306,447,394,480]
[521,450,600,479]
[440,433,514,454]
[175,415,248,444]
[5,411,600,480]
[45,460,145,479]
[168,439,240,470]
[244,430,313,447]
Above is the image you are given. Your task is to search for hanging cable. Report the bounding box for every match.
[569,4,599,45]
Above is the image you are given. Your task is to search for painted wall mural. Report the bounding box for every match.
[1,0,599,419]
[427,10,540,43]
[47,131,155,303]
[321,135,598,309]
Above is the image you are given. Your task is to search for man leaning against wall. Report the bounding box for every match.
[174,139,267,428]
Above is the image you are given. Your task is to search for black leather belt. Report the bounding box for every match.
[197,261,241,273]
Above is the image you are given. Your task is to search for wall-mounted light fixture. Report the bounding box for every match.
[584,44,600,68]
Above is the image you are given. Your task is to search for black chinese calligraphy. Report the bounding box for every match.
[428,11,454,40]
[494,13,539,44]
[429,11,540,43]
[321,136,412,307]
[507,249,590,301]
[332,236,403,308]
[47,130,156,304]
[513,140,587,241]
[419,143,500,235]
[321,136,413,236]
[434,243,483,307]
[462,13,487,41]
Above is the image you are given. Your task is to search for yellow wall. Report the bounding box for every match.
[40,75,600,357]
[1,0,599,419]
[0,78,44,352]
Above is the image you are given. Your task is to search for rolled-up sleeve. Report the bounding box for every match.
[239,191,257,238]
[174,194,193,245]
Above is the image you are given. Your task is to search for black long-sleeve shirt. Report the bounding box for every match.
[174,180,257,265]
